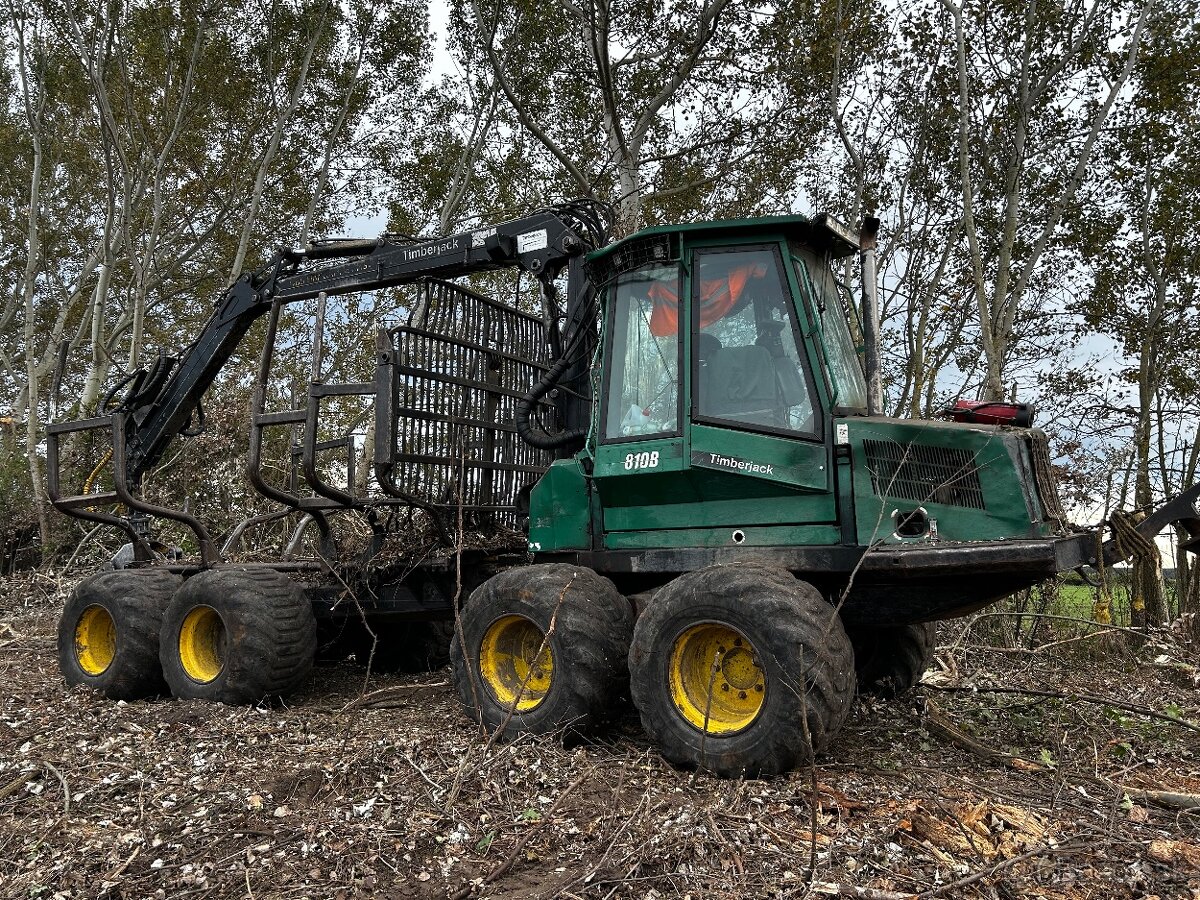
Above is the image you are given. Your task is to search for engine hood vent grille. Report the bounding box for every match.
[863,439,986,510]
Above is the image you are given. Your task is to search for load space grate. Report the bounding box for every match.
[382,280,556,527]
[863,439,986,510]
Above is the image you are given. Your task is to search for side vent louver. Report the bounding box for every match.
[863,439,986,510]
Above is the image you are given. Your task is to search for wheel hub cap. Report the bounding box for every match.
[669,623,766,734]
[74,605,116,676]
[178,606,226,683]
[478,615,553,711]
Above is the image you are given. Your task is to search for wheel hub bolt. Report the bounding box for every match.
[721,683,730,691]
[738,691,747,700]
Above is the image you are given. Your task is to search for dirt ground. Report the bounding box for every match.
[2,571,1198,900]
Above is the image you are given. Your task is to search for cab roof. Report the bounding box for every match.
[587,213,861,265]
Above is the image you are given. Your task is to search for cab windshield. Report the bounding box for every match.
[791,247,868,410]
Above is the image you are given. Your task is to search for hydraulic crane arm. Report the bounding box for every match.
[114,203,607,483]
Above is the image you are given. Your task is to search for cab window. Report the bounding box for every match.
[792,248,868,410]
[603,264,682,441]
[690,247,818,437]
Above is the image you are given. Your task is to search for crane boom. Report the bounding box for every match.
[116,204,606,484]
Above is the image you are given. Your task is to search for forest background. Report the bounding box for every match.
[1,0,1197,626]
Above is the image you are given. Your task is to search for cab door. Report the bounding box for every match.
[591,260,693,544]
[680,241,837,544]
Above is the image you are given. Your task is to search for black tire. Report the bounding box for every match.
[628,563,856,778]
[848,622,936,697]
[450,564,633,738]
[57,569,182,700]
[159,567,317,704]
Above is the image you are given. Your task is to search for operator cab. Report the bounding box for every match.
[601,240,867,445]
[574,216,867,553]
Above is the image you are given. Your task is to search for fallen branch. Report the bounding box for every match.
[917,833,1086,897]
[926,702,1200,812]
[331,681,448,715]
[102,845,141,882]
[0,770,34,801]
[1104,783,1200,812]
[924,701,1045,771]
[815,832,1089,899]
[924,684,1199,732]
[812,884,914,899]
[43,762,70,816]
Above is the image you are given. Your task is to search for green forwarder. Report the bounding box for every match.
[48,202,1200,776]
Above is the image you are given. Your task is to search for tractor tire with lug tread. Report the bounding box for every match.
[848,622,936,697]
[450,564,633,738]
[628,563,856,778]
[160,566,317,704]
[58,569,183,700]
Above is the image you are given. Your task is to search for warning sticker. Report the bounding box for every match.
[516,229,548,254]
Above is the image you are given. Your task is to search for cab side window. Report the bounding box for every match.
[691,247,818,437]
[603,264,682,441]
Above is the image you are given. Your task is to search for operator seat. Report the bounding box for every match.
[697,325,814,432]
[700,336,779,424]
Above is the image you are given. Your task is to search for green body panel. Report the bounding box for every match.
[604,524,841,550]
[589,426,836,546]
[527,459,591,552]
[527,221,1052,563]
[593,437,687,479]
[842,417,1049,546]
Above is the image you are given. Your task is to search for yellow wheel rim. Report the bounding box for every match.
[669,623,766,735]
[478,615,553,711]
[178,606,226,683]
[74,605,117,676]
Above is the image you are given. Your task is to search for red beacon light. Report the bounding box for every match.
[941,399,1034,428]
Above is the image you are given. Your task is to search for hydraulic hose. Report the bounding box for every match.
[98,370,143,415]
[122,353,172,410]
[515,352,587,450]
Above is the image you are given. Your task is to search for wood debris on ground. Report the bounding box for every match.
[2,571,1198,899]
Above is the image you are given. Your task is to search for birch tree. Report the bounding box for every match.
[0,0,431,555]
[1077,0,1200,625]
[938,0,1154,402]
[446,0,834,234]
